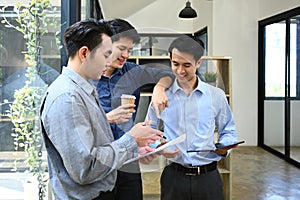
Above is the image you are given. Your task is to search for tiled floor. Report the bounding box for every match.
[231,146,300,200]
[0,146,299,200]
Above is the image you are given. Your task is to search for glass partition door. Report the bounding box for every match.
[290,15,300,163]
[258,7,300,168]
[264,21,286,155]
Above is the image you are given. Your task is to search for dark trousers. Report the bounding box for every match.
[161,164,224,200]
[114,161,143,200]
[92,190,115,200]
[93,161,142,200]
[92,170,142,200]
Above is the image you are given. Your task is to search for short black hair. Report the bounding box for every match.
[168,35,205,61]
[64,18,113,58]
[107,18,140,44]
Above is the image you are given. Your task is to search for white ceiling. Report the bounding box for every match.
[99,0,214,20]
[99,0,157,20]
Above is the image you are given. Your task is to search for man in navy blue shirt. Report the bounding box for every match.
[93,18,174,200]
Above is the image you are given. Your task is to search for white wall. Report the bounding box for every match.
[207,0,260,145]
[264,101,300,146]
[206,0,300,145]
[258,0,300,19]
[128,0,193,34]
[127,0,212,36]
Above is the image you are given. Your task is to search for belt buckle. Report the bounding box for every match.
[185,166,200,176]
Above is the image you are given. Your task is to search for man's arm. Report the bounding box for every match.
[152,76,173,117]
[112,63,174,98]
[42,93,163,184]
[213,88,238,157]
[111,63,175,114]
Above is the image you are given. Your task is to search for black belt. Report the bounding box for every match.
[169,161,217,176]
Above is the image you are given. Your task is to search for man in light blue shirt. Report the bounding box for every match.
[146,35,238,200]
[40,19,163,200]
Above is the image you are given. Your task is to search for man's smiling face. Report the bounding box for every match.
[110,37,134,69]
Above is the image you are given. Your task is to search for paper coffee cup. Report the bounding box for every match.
[121,94,136,106]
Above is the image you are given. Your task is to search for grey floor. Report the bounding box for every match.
[230,146,300,200]
[0,147,299,200]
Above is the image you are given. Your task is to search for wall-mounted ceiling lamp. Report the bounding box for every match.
[178,0,197,18]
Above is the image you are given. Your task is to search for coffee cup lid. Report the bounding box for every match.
[121,94,136,99]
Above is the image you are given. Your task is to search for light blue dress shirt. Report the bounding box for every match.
[40,67,138,199]
[146,76,237,166]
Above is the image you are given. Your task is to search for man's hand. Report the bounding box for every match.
[106,104,135,124]
[159,149,179,158]
[214,144,238,156]
[138,146,158,164]
[152,83,168,118]
[129,121,163,147]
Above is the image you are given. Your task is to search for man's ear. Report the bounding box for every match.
[78,46,89,61]
[196,59,202,69]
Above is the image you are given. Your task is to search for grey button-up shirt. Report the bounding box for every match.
[40,67,138,200]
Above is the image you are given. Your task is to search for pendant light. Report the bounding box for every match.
[178,0,197,18]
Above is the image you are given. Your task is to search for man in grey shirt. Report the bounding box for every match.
[40,19,162,200]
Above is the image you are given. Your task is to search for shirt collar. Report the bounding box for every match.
[100,68,125,79]
[114,68,125,75]
[170,76,208,95]
[62,67,95,96]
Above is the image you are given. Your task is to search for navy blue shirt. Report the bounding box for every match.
[93,62,174,140]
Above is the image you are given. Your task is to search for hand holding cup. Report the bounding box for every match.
[121,94,136,112]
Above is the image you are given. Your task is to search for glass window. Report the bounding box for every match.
[0,1,61,166]
[81,0,87,19]
[132,35,180,56]
[290,21,298,97]
[264,19,299,98]
[264,22,286,97]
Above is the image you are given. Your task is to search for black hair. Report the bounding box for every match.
[63,18,113,58]
[107,18,140,44]
[168,35,205,61]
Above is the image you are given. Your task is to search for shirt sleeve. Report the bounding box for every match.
[42,93,138,185]
[214,88,238,146]
[112,64,175,97]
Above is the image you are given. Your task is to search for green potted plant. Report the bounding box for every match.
[204,71,217,86]
[1,0,59,199]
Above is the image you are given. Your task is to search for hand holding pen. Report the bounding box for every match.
[141,120,179,159]
[129,120,164,147]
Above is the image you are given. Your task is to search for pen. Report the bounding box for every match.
[157,135,167,139]
[156,118,167,139]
